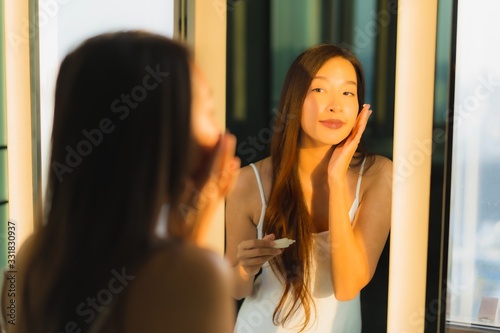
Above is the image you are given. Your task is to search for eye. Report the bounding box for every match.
[311,88,324,93]
[343,91,356,96]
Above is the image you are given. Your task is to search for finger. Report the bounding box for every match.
[262,233,276,241]
[240,234,276,247]
[219,133,236,171]
[218,136,240,194]
[359,105,372,126]
[196,134,231,198]
[261,233,277,247]
[354,104,370,127]
[209,133,238,192]
[189,135,222,189]
[241,256,279,268]
[237,234,276,250]
[353,104,371,127]
[347,105,372,144]
[226,157,241,192]
[211,134,228,176]
[237,241,279,254]
[359,104,372,125]
[242,264,265,272]
[239,247,282,259]
[240,252,281,263]
[223,132,237,168]
[240,251,282,264]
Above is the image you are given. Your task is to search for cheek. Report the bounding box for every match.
[347,113,357,129]
[303,95,320,112]
[345,104,359,128]
[300,108,316,137]
[301,98,320,125]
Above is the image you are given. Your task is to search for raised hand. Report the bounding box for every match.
[170,133,241,244]
[328,104,372,182]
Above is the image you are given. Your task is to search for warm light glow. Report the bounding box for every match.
[4,0,35,249]
[388,0,438,332]
[192,0,227,255]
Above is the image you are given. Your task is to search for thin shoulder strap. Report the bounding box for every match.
[249,163,266,230]
[355,157,367,201]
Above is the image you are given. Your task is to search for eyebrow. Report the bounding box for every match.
[313,76,357,85]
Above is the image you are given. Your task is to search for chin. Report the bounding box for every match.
[325,135,349,146]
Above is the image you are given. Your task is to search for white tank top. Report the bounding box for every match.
[234,159,366,333]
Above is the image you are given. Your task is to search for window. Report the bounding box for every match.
[37,0,174,204]
[446,0,500,330]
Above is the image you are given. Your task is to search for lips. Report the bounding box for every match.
[319,119,345,129]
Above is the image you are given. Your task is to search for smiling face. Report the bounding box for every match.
[299,56,359,148]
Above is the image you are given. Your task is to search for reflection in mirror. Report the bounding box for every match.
[225,1,397,332]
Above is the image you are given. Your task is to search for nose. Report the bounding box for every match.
[329,105,342,113]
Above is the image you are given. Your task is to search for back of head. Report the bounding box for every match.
[51,30,192,209]
[23,31,193,332]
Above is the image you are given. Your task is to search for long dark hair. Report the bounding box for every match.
[21,31,193,332]
[264,44,370,331]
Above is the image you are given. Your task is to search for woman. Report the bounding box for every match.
[1,31,238,333]
[226,44,392,332]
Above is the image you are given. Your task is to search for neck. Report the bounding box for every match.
[298,145,335,182]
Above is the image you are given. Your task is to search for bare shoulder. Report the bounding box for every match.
[362,155,393,196]
[229,157,271,198]
[128,241,230,303]
[229,162,258,200]
[124,241,233,332]
[226,157,272,225]
[367,155,392,173]
[253,157,272,187]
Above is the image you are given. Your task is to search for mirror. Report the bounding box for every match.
[225,0,396,332]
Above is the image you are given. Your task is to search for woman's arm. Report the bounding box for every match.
[225,165,281,300]
[327,105,392,300]
[329,156,392,300]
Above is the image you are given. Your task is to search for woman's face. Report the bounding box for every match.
[190,64,220,148]
[299,56,359,148]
